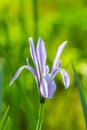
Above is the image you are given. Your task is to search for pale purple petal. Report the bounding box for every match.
[9,65,37,86]
[51,61,61,77]
[28,38,38,67]
[28,38,40,80]
[43,65,49,75]
[37,37,47,74]
[40,74,56,98]
[52,41,67,69]
[60,68,70,89]
[51,67,60,78]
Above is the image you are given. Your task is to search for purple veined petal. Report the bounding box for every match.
[28,38,40,81]
[60,68,70,89]
[43,65,49,75]
[40,74,56,98]
[37,37,47,75]
[51,67,60,78]
[9,65,37,86]
[28,38,38,67]
[52,41,67,70]
[51,60,61,78]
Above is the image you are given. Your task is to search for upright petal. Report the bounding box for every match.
[60,68,70,89]
[37,37,47,74]
[51,60,61,77]
[44,65,49,75]
[28,38,40,80]
[28,38,38,67]
[40,74,56,98]
[9,65,37,86]
[52,41,67,69]
[51,67,60,78]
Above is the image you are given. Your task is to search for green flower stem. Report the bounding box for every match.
[36,103,44,130]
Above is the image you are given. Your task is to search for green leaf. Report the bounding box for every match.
[0,106,9,130]
[4,117,11,130]
[72,63,87,128]
[0,45,36,130]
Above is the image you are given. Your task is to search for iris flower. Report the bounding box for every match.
[9,37,70,100]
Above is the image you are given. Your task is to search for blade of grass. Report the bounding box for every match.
[4,117,10,130]
[0,106,9,130]
[0,59,4,117]
[72,63,87,128]
[0,45,36,130]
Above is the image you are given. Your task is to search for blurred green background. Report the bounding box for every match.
[0,0,87,129]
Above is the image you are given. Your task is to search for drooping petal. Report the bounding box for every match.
[37,37,47,74]
[9,65,37,86]
[60,68,70,89]
[40,74,56,98]
[52,41,67,69]
[28,38,40,81]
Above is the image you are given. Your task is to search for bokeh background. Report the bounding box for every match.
[0,0,87,130]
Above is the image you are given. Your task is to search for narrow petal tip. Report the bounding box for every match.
[64,77,70,89]
[63,41,67,44]
[28,38,34,48]
[52,41,68,69]
[9,81,13,87]
[60,69,70,89]
[28,37,32,42]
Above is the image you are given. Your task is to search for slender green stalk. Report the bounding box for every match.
[36,103,44,130]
